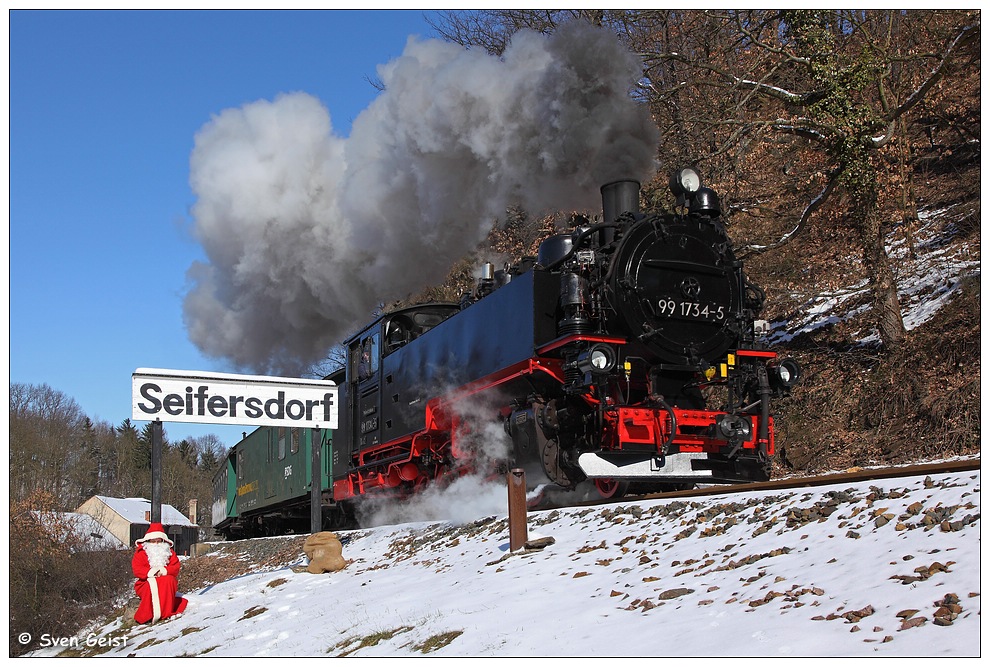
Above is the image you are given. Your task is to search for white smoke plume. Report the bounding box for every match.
[184,22,658,373]
[355,474,508,529]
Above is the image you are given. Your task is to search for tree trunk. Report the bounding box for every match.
[897,118,919,259]
[858,186,906,349]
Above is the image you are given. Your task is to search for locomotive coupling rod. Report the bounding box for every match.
[507,468,528,552]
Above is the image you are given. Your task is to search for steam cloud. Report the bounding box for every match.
[355,393,514,527]
[184,22,658,373]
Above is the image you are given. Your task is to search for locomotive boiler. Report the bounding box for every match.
[213,169,799,537]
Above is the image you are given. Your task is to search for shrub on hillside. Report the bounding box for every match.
[9,492,132,657]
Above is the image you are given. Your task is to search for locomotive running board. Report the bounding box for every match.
[577,452,714,479]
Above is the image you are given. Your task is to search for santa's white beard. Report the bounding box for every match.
[144,542,172,570]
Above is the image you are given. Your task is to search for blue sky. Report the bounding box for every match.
[9,9,441,446]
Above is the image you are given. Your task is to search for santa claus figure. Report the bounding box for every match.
[132,523,188,624]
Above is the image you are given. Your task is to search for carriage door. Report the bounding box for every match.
[350,332,382,453]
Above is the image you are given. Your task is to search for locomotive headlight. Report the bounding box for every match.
[669,168,702,196]
[576,344,617,374]
[769,358,802,390]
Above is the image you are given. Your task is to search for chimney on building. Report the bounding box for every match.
[188,499,198,525]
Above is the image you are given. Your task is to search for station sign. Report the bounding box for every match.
[132,368,337,429]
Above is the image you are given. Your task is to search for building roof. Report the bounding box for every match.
[31,510,128,552]
[87,496,197,527]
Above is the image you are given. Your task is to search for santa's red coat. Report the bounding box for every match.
[132,545,188,623]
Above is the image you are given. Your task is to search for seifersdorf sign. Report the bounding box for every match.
[132,368,337,429]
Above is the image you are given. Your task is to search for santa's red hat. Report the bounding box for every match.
[137,522,173,546]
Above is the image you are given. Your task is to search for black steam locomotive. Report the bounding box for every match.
[213,170,799,537]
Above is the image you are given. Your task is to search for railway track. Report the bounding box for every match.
[213,459,980,540]
[597,457,981,507]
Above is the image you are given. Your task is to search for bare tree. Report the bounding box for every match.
[431,9,979,350]
[635,9,979,349]
[9,383,87,506]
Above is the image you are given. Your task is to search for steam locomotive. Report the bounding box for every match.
[212,170,799,537]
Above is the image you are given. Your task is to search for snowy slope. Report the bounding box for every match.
[36,464,980,658]
[767,205,980,346]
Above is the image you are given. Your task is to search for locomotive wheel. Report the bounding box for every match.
[541,438,582,488]
[594,478,629,499]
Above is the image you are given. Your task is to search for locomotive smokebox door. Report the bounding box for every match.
[609,218,741,366]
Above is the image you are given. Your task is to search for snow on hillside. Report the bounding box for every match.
[35,464,980,658]
[767,204,980,346]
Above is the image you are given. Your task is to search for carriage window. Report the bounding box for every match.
[278,427,286,460]
[290,428,299,455]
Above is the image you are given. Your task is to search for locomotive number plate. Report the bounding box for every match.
[656,298,726,321]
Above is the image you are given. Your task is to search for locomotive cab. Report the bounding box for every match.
[334,304,463,496]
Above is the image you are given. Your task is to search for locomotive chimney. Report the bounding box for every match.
[601,180,640,222]
[600,180,640,246]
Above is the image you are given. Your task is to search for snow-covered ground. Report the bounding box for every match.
[35,463,980,658]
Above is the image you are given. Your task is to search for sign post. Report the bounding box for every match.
[311,427,322,534]
[151,419,163,523]
[507,468,528,551]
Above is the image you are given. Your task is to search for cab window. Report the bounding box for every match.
[356,333,380,381]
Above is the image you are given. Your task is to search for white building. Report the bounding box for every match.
[74,496,199,556]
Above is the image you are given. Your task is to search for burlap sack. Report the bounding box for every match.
[302,531,346,574]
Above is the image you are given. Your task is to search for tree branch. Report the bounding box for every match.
[885,21,980,125]
[738,167,842,257]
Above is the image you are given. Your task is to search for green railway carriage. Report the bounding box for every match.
[212,424,335,539]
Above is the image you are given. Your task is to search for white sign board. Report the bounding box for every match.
[132,368,337,429]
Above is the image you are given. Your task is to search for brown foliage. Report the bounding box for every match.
[773,275,980,473]
[9,491,133,657]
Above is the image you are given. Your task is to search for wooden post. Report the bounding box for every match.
[311,427,322,534]
[507,468,528,551]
